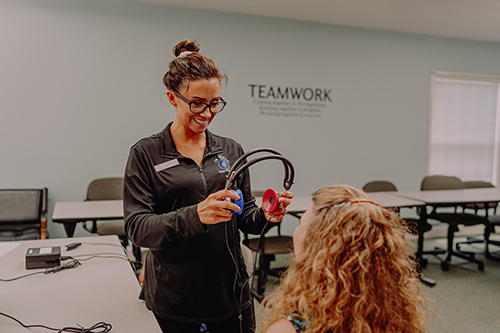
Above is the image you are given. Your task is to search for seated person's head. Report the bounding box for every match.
[262,184,431,333]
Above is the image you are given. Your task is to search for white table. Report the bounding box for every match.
[394,187,500,209]
[52,200,123,237]
[394,187,500,261]
[53,197,312,238]
[0,235,161,332]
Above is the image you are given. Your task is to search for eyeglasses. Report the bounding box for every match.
[172,91,227,114]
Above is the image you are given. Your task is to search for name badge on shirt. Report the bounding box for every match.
[155,159,179,173]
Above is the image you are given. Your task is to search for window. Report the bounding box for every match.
[428,71,500,185]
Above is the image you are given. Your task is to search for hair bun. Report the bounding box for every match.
[173,39,201,57]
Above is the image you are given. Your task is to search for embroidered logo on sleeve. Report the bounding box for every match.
[154,159,180,172]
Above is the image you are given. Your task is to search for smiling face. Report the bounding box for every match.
[168,78,221,135]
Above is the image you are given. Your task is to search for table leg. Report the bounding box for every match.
[417,208,436,287]
[63,222,77,237]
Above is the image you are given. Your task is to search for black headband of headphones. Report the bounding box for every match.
[224,147,295,191]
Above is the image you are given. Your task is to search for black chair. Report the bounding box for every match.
[84,178,142,264]
[243,191,294,301]
[455,181,500,261]
[461,181,498,213]
[363,180,398,193]
[0,188,48,241]
[421,175,488,271]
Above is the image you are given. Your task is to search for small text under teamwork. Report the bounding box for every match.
[249,84,332,102]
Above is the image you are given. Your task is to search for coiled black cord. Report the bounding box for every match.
[0,311,112,332]
[0,259,81,282]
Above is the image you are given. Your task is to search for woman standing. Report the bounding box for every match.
[123,39,293,333]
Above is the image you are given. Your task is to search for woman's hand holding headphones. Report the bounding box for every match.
[263,191,294,223]
[197,189,242,225]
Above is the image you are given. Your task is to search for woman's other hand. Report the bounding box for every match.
[264,190,294,223]
[197,189,242,225]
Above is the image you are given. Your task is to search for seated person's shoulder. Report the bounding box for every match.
[265,318,297,333]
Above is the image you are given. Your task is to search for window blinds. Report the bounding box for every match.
[428,73,500,184]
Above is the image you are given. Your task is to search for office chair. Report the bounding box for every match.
[242,191,294,301]
[84,177,142,264]
[455,181,500,261]
[362,180,432,234]
[460,181,498,213]
[421,175,487,271]
[0,188,48,241]
[363,180,398,193]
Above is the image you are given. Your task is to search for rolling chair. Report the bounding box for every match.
[421,175,488,271]
[0,188,48,241]
[242,191,294,301]
[84,177,142,264]
[455,181,500,261]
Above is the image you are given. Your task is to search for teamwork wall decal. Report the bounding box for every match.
[248,84,332,118]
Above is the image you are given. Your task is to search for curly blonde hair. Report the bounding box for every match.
[261,185,432,333]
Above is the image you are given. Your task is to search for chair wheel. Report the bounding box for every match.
[456,244,461,251]
[441,261,450,271]
[478,262,485,271]
[485,251,492,260]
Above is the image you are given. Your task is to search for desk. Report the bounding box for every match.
[53,197,312,238]
[394,187,500,262]
[52,200,123,237]
[368,191,425,209]
[0,235,161,333]
[394,187,500,209]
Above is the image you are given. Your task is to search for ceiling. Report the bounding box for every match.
[126,0,500,43]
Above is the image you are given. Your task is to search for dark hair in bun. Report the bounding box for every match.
[163,39,227,93]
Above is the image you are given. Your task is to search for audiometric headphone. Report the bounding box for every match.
[222,148,294,333]
[224,148,295,215]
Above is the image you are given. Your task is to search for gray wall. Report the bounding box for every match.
[2,0,500,238]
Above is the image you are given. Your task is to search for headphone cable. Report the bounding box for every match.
[0,311,112,332]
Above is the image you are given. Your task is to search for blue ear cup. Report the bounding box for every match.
[233,189,244,215]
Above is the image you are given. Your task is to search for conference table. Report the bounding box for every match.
[393,187,500,261]
[52,194,426,259]
[52,188,500,286]
[53,197,312,238]
[394,187,500,211]
[52,200,123,237]
[0,235,161,332]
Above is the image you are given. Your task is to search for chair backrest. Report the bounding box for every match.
[87,178,123,201]
[421,175,465,191]
[464,181,495,189]
[0,188,47,224]
[463,180,497,212]
[363,181,398,192]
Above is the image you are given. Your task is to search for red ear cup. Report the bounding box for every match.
[262,188,280,213]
